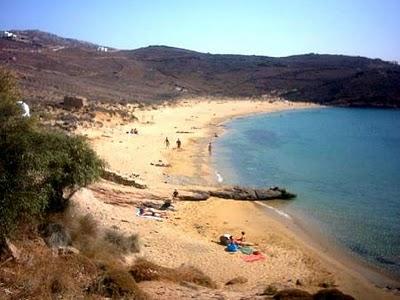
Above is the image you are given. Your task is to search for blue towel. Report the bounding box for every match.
[226,243,238,252]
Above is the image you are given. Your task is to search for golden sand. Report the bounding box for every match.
[73,99,398,299]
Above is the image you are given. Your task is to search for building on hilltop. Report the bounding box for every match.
[0,31,17,40]
[97,46,108,52]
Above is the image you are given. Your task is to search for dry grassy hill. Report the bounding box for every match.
[1,30,400,107]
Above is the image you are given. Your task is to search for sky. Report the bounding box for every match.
[1,0,399,61]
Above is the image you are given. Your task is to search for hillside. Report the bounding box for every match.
[1,30,400,107]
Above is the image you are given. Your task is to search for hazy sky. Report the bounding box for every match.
[1,0,399,61]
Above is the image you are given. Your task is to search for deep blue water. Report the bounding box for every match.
[213,107,400,277]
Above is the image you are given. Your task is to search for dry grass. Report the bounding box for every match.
[0,235,150,299]
[0,239,98,299]
[103,229,140,254]
[87,263,149,300]
[0,207,148,299]
[77,213,98,237]
[57,209,139,261]
[129,258,217,289]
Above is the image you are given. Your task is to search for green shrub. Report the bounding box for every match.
[0,68,104,239]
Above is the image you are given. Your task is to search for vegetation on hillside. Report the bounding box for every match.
[0,68,104,240]
[1,30,400,107]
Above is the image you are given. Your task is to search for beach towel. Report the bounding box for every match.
[135,208,163,221]
[226,243,238,252]
[239,246,253,255]
[242,253,265,262]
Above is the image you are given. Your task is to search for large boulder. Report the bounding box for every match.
[63,95,88,109]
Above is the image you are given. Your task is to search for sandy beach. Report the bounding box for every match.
[72,98,399,299]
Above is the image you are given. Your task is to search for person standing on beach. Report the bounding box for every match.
[165,137,170,148]
[176,138,181,149]
[208,142,212,154]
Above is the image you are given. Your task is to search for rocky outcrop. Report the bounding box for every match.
[101,169,147,189]
[177,191,210,201]
[255,186,295,200]
[208,186,296,201]
[63,95,88,109]
[177,186,296,201]
[210,187,257,200]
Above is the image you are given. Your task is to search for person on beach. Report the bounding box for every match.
[235,231,246,244]
[139,207,167,218]
[208,142,212,154]
[176,138,181,149]
[172,189,179,199]
[226,235,238,252]
[165,137,170,148]
[160,199,173,211]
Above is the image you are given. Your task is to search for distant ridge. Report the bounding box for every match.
[1,30,399,107]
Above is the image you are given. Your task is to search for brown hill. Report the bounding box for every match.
[1,30,399,107]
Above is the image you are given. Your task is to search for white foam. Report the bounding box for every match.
[265,204,292,219]
[215,171,223,183]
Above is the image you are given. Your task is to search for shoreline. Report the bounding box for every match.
[76,98,399,299]
[209,107,400,286]
[178,102,400,297]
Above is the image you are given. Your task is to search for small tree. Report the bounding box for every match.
[0,68,104,239]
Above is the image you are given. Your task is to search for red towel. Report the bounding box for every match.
[242,253,265,262]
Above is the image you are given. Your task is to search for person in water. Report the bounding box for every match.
[165,137,170,148]
[176,138,181,149]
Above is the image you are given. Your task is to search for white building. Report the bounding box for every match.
[97,46,108,52]
[0,31,17,40]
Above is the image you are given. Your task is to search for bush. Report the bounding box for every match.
[104,229,140,254]
[88,264,148,300]
[0,68,104,240]
[129,258,217,289]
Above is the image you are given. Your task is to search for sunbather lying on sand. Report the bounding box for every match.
[139,207,167,218]
[219,232,255,247]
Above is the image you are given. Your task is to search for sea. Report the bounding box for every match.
[213,107,400,278]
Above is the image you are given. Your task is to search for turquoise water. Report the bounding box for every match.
[213,107,400,278]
